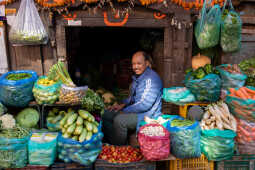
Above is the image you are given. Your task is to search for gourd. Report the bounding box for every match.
[192,53,211,70]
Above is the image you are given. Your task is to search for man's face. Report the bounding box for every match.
[132,54,149,75]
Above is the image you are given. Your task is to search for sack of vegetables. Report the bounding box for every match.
[185,66,221,102]
[33,76,61,105]
[225,86,255,122]
[138,124,170,160]
[0,70,38,107]
[9,0,48,45]
[216,64,247,91]
[195,0,221,49]
[167,117,201,159]
[220,0,242,53]
[162,87,195,105]
[201,129,236,161]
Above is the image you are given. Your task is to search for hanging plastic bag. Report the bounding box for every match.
[220,0,242,52]
[167,117,201,159]
[33,76,61,105]
[58,125,104,165]
[138,124,170,160]
[29,132,58,166]
[185,73,221,102]
[0,70,38,107]
[216,64,247,91]
[0,135,30,168]
[162,87,195,105]
[195,0,221,49]
[225,86,255,122]
[201,129,236,161]
[9,0,48,45]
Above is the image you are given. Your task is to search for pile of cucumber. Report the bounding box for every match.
[60,109,99,143]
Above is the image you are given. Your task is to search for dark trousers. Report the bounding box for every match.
[102,110,137,145]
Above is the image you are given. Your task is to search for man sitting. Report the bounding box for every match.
[102,51,163,145]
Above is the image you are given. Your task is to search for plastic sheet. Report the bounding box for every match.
[185,73,221,102]
[28,132,58,166]
[33,76,61,105]
[167,118,201,159]
[220,0,242,52]
[57,124,103,165]
[216,64,247,91]
[162,87,195,105]
[201,129,236,161]
[138,124,170,160]
[9,0,48,45]
[225,86,255,122]
[195,0,221,49]
[0,135,30,168]
[0,70,38,107]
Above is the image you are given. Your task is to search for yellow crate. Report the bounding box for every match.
[169,154,214,170]
[179,102,209,118]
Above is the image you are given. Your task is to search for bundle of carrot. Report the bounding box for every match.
[229,87,255,100]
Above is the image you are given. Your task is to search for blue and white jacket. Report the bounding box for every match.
[122,67,163,129]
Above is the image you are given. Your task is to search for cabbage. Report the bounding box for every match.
[16,108,39,128]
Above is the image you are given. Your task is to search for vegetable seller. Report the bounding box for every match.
[102,51,163,145]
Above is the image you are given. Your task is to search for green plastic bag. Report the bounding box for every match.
[201,129,236,161]
[221,0,242,52]
[185,73,221,102]
[33,76,61,105]
[0,135,30,168]
[195,0,221,49]
[225,86,255,122]
[29,132,58,166]
[216,64,247,91]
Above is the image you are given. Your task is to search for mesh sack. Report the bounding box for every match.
[59,84,88,104]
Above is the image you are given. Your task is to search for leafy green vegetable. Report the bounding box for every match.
[239,57,255,86]
[195,67,206,79]
[16,108,40,128]
[82,89,105,115]
[6,73,32,81]
[204,64,213,74]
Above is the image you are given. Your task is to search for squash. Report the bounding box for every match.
[192,53,211,70]
[102,92,115,104]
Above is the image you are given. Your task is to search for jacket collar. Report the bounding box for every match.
[132,67,150,82]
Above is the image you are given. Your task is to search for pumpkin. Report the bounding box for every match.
[102,92,115,104]
[192,53,211,70]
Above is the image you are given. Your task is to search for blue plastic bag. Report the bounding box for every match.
[0,135,30,168]
[216,64,247,91]
[28,132,58,166]
[201,129,236,161]
[225,86,255,122]
[162,87,195,105]
[167,117,201,158]
[58,123,103,165]
[195,0,221,49]
[185,73,221,102]
[0,70,38,107]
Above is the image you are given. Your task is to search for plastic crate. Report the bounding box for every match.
[216,155,255,170]
[94,159,156,170]
[179,102,209,118]
[6,165,49,170]
[50,162,93,170]
[168,154,214,170]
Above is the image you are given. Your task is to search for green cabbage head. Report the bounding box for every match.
[16,108,39,128]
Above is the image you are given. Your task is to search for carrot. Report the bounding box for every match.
[229,88,236,95]
[240,87,251,99]
[235,89,248,99]
[239,126,250,137]
[243,87,255,95]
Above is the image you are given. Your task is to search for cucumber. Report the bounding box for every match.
[84,121,93,131]
[92,123,98,133]
[88,115,95,122]
[94,121,99,127]
[47,117,54,123]
[78,110,90,120]
[52,115,63,124]
[67,123,76,134]
[60,113,72,126]
[76,116,83,126]
[74,125,83,135]
[79,128,87,142]
[85,131,92,141]
[63,132,70,138]
[64,123,69,128]
[67,113,78,125]
[72,135,78,141]
[61,128,66,134]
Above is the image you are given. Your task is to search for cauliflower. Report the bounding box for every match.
[0,114,16,129]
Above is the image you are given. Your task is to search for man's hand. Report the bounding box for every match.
[107,103,126,112]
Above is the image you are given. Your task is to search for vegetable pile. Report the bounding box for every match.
[16,108,40,128]
[33,76,60,105]
[6,73,32,81]
[82,89,105,115]
[186,64,219,80]
[168,118,201,159]
[60,109,99,143]
[98,145,143,163]
[221,9,242,52]
[200,101,237,131]
[59,85,87,105]
[222,64,242,74]
[239,57,255,86]
[47,108,67,131]
[229,87,255,100]
[140,125,165,137]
